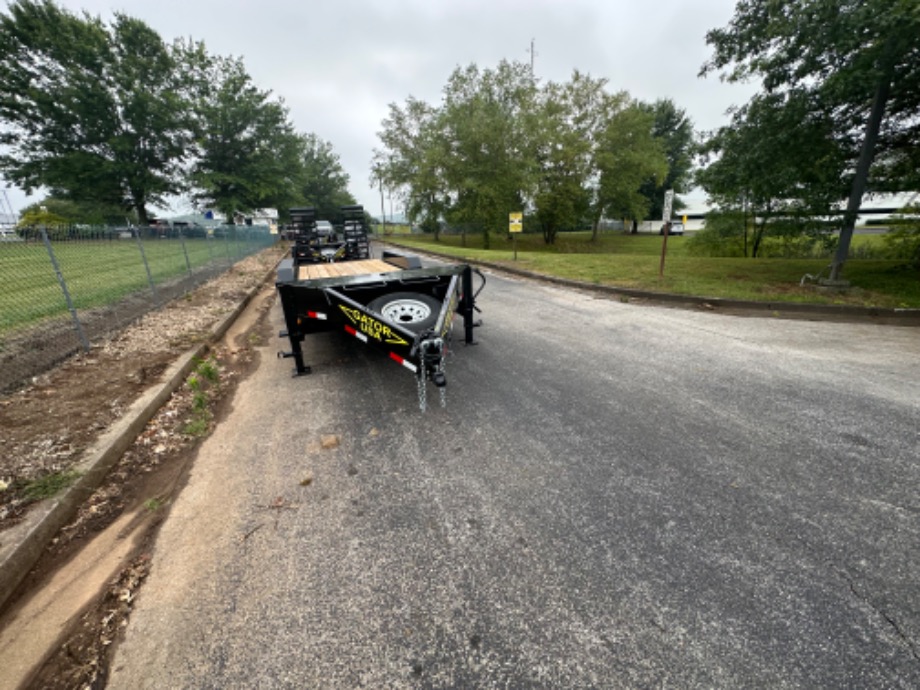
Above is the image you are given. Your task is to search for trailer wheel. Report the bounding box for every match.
[368,292,440,333]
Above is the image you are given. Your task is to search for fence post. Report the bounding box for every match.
[134,231,159,304]
[41,227,90,352]
[179,231,192,277]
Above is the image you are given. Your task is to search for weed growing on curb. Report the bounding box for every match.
[23,470,82,501]
[196,358,219,385]
[143,497,165,512]
[182,357,221,437]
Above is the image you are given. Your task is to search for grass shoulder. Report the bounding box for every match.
[382,232,920,309]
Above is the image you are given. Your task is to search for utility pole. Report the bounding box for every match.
[527,38,537,76]
[379,179,386,235]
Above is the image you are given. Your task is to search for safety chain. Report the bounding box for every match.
[416,335,451,412]
[417,368,427,412]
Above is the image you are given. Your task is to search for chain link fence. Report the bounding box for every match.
[0,225,277,394]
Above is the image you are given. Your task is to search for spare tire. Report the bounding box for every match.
[368,292,440,333]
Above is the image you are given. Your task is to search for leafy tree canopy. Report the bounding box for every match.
[637,99,695,221]
[186,51,305,220]
[0,0,191,225]
[296,133,355,222]
[701,0,920,277]
[0,1,357,226]
[374,62,676,245]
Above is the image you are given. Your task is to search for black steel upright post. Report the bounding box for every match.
[462,266,476,344]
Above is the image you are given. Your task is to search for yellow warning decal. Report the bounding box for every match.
[339,305,409,346]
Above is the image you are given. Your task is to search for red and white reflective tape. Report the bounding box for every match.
[389,352,418,373]
[344,326,418,373]
[344,324,368,343]
[306,311,327,320]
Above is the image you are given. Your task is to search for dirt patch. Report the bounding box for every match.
[0,247,283,531]
[0,245,284,688]
[0,262,232,396]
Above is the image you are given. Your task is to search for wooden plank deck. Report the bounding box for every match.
[297,259,402,281]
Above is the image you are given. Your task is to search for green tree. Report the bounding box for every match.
[373,63,677,247]
[296,133,355,221]
[637,99,695,227]
[696,90,847,257]
[17,201,71,228]
[372,97,448,239]
[0,0,191,225]
[185,52,305,220]
[702,0,920,280]
[533,72,613,244]
[882,205,920,269]
[18,196,133,226]
[439,61,538,248]
[593,103,668,231]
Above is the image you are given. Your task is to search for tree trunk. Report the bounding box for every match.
[132,192,149,226]
[829,64,893,281]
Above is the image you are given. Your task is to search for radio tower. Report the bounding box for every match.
[527,38,538,77]
[0,188,17,226]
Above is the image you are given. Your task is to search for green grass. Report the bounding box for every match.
[0,236,272,338]
[386,232,920,308]
[144,497,166,512]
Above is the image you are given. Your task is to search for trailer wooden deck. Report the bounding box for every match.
[296,259,403,281]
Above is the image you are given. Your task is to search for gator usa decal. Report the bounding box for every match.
[339,305,409,346]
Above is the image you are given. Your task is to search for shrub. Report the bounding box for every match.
[881,206,920,268]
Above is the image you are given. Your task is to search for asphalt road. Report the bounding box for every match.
[109,268,920,689]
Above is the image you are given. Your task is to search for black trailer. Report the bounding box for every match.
[275,206,483,410]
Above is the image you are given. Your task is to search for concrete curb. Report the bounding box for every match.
[0,266,273,611]
[379,240,920,326]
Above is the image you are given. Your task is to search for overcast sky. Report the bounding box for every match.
[3,0,759,218]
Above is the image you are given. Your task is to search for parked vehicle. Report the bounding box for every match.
[659,221,684,236]
[314,220,335,240]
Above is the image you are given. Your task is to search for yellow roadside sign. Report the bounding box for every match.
[509,212,523,233]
